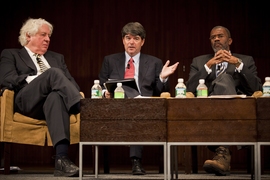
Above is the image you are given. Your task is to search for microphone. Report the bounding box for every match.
[127,63,130,69]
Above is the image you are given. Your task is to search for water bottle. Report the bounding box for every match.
[262,77,270,97]
[175,78,186,98]
[114,82,125,99]
[91,80,102,99]
[196,79,208,98]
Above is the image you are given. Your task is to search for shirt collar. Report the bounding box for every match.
[24,46,43,58]
[125,52,140,64]
[24,46,36,57]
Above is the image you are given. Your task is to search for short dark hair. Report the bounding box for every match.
[212,26,231,38]
[121,22,146,39]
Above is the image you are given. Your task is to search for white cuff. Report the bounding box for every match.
[235,62,243,72]
[204,64,212,74]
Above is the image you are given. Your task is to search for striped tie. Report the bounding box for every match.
[216,63,225,77]
[35,54,48,73]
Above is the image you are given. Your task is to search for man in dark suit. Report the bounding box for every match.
[186,26,262,176]
[0,18,82,177]
[99,22,179,175]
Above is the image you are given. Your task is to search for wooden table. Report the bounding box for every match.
[79,98,167,180]
[79,97,269,180]
[256,97,270,180]
[166,97,258,180]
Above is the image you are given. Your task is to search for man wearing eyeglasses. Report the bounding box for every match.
[186,26,262,176]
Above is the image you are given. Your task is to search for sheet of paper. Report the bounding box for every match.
[208,95,247,98]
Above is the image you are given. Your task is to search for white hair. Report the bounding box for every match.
[18,18,53,46]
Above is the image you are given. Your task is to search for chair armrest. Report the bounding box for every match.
[1,89,15,141]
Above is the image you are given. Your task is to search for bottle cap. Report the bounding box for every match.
[94,80,99,84]
[199,79,205,84]
[265,77,270,81]
[178,78,184,83]
[117,82,122,87]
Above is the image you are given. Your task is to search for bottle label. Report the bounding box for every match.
[263,86,270,97]
[175,87,186,98]
[114,92,125,99]
[197,89,208,97]
[91,89,102,98]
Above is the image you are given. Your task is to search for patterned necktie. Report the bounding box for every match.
[35,54,48,73]
[216,63,225,77]
[124,58,135,79]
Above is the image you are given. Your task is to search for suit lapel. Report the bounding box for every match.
[19,48,36,71]
[44,52,58,67]
[138,54,149,87]
[226,63,236,75]
[208,55,218,79]
[116,53,126,79]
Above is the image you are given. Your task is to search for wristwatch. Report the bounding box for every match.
[235,58,242,67]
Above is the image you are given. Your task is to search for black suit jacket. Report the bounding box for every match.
[186,53,262,96]
[0,48,80,94]
[99,52,169,97]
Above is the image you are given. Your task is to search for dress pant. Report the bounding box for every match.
[15,68,82,146]
[130,145,143,159]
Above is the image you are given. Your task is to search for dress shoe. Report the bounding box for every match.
[203,146,231,176]
[132,158,146,175]
[54,156,79,177]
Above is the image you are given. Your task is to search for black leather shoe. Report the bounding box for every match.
[54,156,79,177]
[132,158,146,175]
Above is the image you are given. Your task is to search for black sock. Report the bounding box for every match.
[55,139,69,159]
[131,156,140,160]
[69,102,81,114]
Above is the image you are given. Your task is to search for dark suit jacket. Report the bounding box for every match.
[0,48,80,94]
[99,52,169,97]
[186,53,262,96]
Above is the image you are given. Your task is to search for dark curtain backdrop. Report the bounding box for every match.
[1,0,270,171]
[1,0,269,97]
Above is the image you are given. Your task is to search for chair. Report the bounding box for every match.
[0,89,84,174]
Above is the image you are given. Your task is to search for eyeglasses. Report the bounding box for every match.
[209,34,226,40]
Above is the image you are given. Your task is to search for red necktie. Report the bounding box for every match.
[124,58,135,79]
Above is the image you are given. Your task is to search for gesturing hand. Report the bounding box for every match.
[160,60,179,80]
